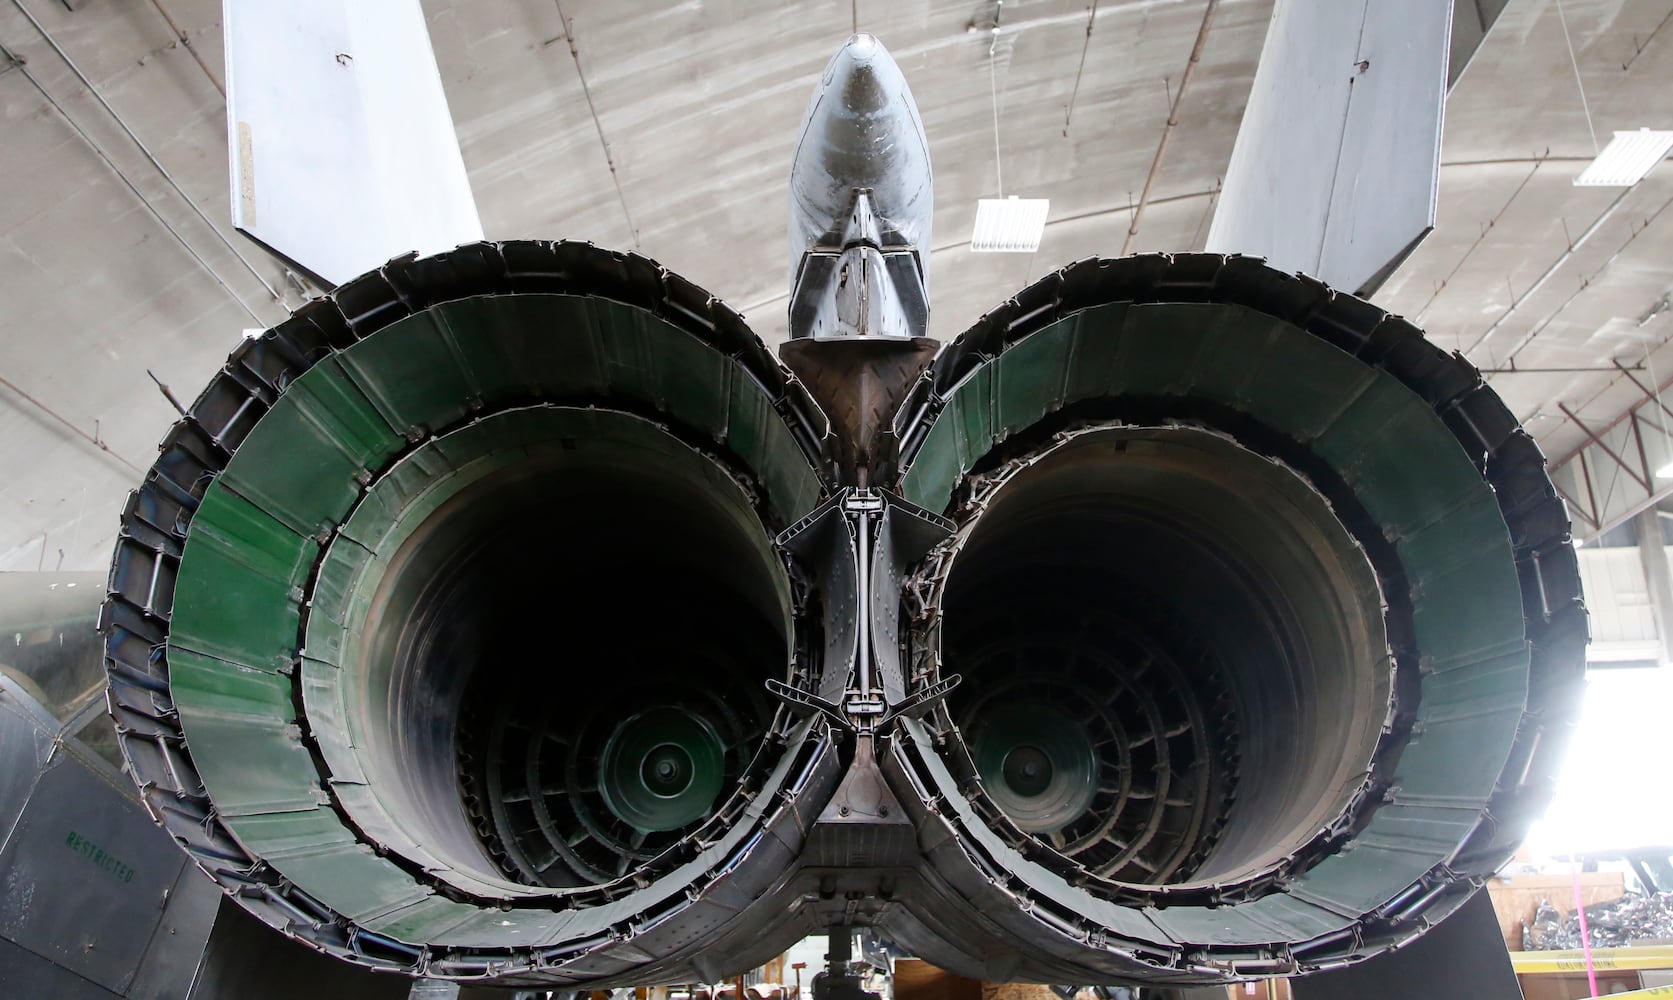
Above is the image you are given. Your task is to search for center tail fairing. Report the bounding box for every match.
[788,34,933,342]
[778,29,941,491]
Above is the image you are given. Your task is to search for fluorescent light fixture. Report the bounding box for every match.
[1574,129,1673,187]
[1657,462,1673,479]
[971,197,1050,252]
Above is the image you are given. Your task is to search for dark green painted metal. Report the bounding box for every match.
[167,486,314,674]
[228,807,357,855]
[294,404,792,905]
[165,648,318,818]
[360,893,578,947]
[259,841,433,925]
[994,324,1072,438]
[898,292,1529,946]
[105,244,1582,984]
[217,359,407,538]
[163,288,821,944]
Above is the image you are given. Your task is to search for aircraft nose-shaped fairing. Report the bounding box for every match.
[789,34,933,341]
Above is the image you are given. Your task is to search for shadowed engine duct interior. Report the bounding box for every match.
[103,243,838,981]
[338,428,789,890]
[881,254,1584,983]
[940,425,1390,886]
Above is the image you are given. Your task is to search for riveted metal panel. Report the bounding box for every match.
[900,410,961,512]
[217,807,357,860]
[1102,303,1222,400]
[951,363,995,479]
[0,692,53,847]
[1352,800,1482,856]
[0,750,188,994]
[168,485,312,672]
[0,937,121,1000]
[218,358,406,538]
[1215,315,1377,441]
[366,896,578,948]
[891,254,1564,976]
[125,858,224,1000]
[1391,707,1527,805]
[726,364,822,523]
[647,318,735,436]
[105,243,828,984]
[1060,308,1121,402]
[1290,844,1452,921]
[334,311,480,436]
[1320,398,1485,538]
[168,649,318,819]
[433,295,612,400]
[1176,311,1280,414]
[993,323,1072,440]
[258,840,433,924]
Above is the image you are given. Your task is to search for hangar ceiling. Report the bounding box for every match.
[0,0,1669,572]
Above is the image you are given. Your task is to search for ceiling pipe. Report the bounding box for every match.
[0,373,145,477]
[10,0,284,307]
[1500,190,1673,373]
[146,0,225,96]
[1121,0,1219,255]
[1465,184,1632,358]
[0,39,266,326]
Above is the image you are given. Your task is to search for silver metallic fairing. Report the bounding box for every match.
[788,34,932,339]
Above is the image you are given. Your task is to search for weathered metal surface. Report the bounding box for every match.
[1291,888,1521,1000]
[1206,0,1449,296]
[92,33,1582,991]
[100,247,1582,987]
[104,241,835,983]
[779,336,940,485]
[889,252,1584,979]
[0,687,54,843]
[124,860,225,1000]
[0,936,122,1000]
[0,576,219,1000]
[787,34,932,339]
[0,748,189,994]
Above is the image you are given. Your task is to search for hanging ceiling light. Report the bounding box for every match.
[1574,129,1673,187]
[971,196,1050,252]
[968,4,1048,255]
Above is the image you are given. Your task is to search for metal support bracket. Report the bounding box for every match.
[1548,363,1673,541]
[775,486,952,731]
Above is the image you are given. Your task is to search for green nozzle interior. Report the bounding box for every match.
[163,291,821,934]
